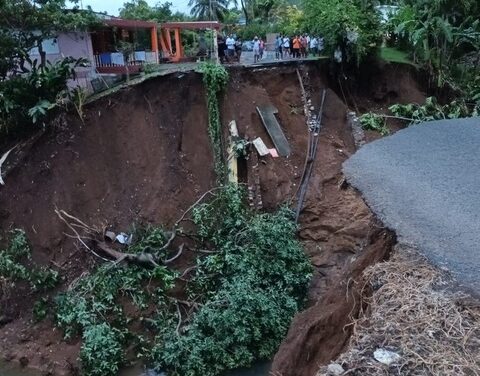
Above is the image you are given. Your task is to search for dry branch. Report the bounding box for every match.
[318,247,480,376]
[0,146,16,186]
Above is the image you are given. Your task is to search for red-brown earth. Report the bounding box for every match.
[0,61,425,375]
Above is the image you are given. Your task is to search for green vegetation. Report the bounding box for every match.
[389,0,480,88]
[379,47,415,66]
[199,62,229,178]
[0,229,59,291]
[119,0,184,22]
[54,185,311,376]
[389,97,479,122]
[303,0,381,64]
[0,0,97,137]
[0,57,89,135]
[360,96,480,134]
[359,113,390,135]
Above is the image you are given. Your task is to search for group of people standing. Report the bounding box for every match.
[218,32,325,64]
[275,34,324,59]
[218,34,243,63]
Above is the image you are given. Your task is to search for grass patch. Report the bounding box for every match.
[379,47,416,66]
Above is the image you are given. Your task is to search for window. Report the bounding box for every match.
[30,38,60,55]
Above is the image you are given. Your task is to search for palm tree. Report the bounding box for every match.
[188,0,230,21]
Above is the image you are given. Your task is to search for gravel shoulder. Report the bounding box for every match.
[343,117,480,294]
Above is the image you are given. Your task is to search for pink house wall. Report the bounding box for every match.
[31,32,97,91]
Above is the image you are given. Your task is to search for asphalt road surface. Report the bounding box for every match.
[343,117,480,293]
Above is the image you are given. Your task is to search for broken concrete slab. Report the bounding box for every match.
[256,105,291,157]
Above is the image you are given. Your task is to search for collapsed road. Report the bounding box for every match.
[343,117,480,293]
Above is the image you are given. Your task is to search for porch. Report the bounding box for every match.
[91,17,159,74]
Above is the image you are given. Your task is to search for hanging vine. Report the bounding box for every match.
[199,62,229,179]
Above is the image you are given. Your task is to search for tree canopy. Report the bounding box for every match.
[303,0,382,63]
[119,0,182,22]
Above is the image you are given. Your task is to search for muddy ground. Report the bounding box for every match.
[0,61,425,375]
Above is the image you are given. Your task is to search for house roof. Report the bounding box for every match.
[103,17,157,29]
[160,21,222,30]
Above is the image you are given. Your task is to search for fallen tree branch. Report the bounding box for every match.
[95,241,159,267]
[175,302,182,335]
[174,187,223,226]
[0,146,16,186]
[164,244,184,264]
[55,208,110,262]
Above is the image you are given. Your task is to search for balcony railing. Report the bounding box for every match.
[94,51,158,68]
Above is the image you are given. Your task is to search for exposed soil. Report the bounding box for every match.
[0,61,426,375]
[222,64,404,376]
[0,72,215,374]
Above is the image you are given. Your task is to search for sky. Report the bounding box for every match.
[73,0,191,16]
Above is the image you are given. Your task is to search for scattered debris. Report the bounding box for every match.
[269,148,279,158]
[295,89,327,223]
[247,150,263,210]
[104,231,116,242]
[256,105,291,157]
[252,137,270,156]
[227,120,240,184]
[347,111,365,149]
[318,248,480,375]
[373,348,401,365]
[326,363,345,375]
[115,232,132,245]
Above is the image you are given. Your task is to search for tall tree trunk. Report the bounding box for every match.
[37,39,46,68]
[240,0,249,24]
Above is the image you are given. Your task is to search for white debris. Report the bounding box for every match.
[115,232,133,245]
[252,137,270,156]
[0,147,15,186]
[326,363,345,375]
[373,348,401,365]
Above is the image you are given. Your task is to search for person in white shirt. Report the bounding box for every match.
[282,36,290,58]
[225,34,236,60]
[252,36,260,63]
[309,36,318,56]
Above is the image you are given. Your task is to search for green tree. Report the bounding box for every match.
[0,0,97,73]
[392,0,480,86]
[0,0,97,135]
[188,0,230,21]
[273,4,303,36]
[119,0,174,22]
[302,0,382,63]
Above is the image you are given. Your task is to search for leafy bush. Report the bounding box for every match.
[389,97,478,123]
[0,229,30,280]
[30,266,60,292]
[302,0,381,64]
[152,186,312,376]
[0,57,88,136]
[359,113,390,135]
[128,225,167,254]
[237,22,276,40]
[360,96,480,135]
[80,323,125,376]
[55,262,177,373]
[389,0,480,87]
[54,185,311,376]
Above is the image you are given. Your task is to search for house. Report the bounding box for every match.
[32,16,221,92]
[33,15,159,91]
